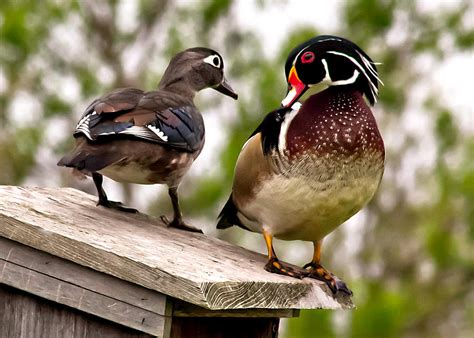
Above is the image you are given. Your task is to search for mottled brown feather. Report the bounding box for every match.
[84,88,196,128]
[87,88,144,115]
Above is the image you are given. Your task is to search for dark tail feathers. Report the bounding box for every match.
[58,148,121,173]
[217,194,249,230]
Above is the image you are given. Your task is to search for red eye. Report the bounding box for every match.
[301,51,315,64]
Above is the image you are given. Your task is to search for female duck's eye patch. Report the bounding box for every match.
[301,51,315,64]
[203,54,221,68]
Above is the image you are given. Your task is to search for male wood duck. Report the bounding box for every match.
[59,47,237,233]
[217,36,384,294]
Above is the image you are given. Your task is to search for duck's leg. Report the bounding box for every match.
[160,186,203,233]
[263,230,307,279]
[92,173,138,213]
[304,240,352,295]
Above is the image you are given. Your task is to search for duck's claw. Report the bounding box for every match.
[160,215,203,233]
[98,200,138,213]
[264,257,309,279]
[304,262,352,295]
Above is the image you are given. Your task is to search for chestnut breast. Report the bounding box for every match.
[286,87,384,161]
[241,88,386,241]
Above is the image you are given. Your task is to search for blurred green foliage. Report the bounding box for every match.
[0,0,472,337]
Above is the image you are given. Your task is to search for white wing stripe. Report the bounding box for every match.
[76,124,92,140]
[146,125,168,142]
[118,125,168,142]
[75,109,169,143]
[119,126,153,138]
[75,111,98,138]
[76,115,89,129]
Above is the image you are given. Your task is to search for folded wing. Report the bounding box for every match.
[74,88,204,153]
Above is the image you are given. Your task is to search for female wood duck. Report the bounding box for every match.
[218,36,384,295]
[59,47,237,233]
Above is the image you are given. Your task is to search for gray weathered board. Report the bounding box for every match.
[0,186,353,311]
[0,237,170,336]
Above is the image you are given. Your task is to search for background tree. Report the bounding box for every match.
[0,1,472,337]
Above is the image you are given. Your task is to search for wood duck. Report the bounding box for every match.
[217,36,384,294]
[59,47,237,233]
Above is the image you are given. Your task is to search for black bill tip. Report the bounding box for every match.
[214,77,238,100]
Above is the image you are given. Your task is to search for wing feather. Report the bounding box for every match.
[73,88,204,152]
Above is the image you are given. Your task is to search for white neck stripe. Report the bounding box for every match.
[331,69,360,86]
[326,50,379,98]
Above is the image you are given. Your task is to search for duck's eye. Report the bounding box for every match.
[301,51,315,64]
[204,54,221,68]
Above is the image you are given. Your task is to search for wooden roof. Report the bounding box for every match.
[0,186,352,311]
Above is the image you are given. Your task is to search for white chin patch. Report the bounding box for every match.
[281,88,297,107]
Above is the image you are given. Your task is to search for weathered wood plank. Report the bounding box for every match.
[0,237,168,315]
[0,237,300,319]
[0,259,166,336]
[0,186,353,310]
[0,284,153,338]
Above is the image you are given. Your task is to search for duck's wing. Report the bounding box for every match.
[74,88,205,153]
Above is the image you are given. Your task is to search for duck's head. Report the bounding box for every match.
[281,35,382,108]
[160,47,238,100]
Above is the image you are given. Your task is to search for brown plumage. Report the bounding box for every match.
[59,47,237,232]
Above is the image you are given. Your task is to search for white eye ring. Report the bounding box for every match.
[203,54,221,68]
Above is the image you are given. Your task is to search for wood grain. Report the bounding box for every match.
[0,237,300,319]
[0,284,153,338]
[0,237,168,315]
[0,259,166,336]
[0,186,353,310]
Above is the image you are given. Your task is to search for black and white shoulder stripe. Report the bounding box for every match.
[74,106,204,153]
[245,104,300,156]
